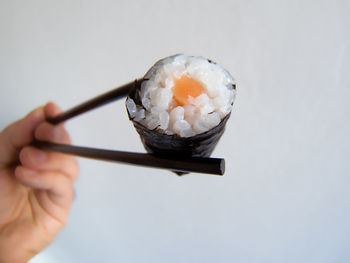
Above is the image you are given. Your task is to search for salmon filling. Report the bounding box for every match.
[173,76,205,106]
[125,55,236,137]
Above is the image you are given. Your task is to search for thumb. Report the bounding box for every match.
[0,106,45,166]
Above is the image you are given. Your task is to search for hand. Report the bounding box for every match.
[0,102,79,263]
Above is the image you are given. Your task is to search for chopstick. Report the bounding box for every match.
[48,79,140,125]
[31,140,225,175]
[34,79,226,175]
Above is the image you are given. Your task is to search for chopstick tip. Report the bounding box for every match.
[219,159,225,175]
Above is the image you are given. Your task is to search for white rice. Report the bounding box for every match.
[127,54,236,137]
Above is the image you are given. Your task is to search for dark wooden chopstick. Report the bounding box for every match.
[35,79,226,175]
[31,140,225,175]
[48,79,140,125]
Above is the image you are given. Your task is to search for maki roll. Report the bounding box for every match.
[126,54,236,167]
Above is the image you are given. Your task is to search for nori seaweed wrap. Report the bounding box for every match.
[126,55,236,173]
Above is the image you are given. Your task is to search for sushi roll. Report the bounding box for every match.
[126,54,236,166]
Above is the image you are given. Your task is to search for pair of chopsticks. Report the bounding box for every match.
[31,80,225,175]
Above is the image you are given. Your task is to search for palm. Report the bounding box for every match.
[0,165,66,260]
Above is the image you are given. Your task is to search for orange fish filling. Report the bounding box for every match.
[172,75,205,106]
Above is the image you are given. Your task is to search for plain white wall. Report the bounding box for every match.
[1,0,350,262]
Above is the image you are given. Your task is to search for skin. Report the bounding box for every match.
[0,102,79,263]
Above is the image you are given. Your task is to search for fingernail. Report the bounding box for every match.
[53,127,63,141]
[23,167,36,176]
[32,149,48,163]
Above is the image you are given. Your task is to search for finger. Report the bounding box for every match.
[0,107,45,165]
[44,102,63,120]
[15,166,74,208]
[19,146,79,182]
[28,190,69,227]
[35,102,71,144]
[35,122,71,144]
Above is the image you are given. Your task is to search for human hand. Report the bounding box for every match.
[0,102,79,263]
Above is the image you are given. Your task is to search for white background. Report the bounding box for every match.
[1,0,350,262]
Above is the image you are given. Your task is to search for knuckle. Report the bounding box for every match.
[63,156,79,179]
